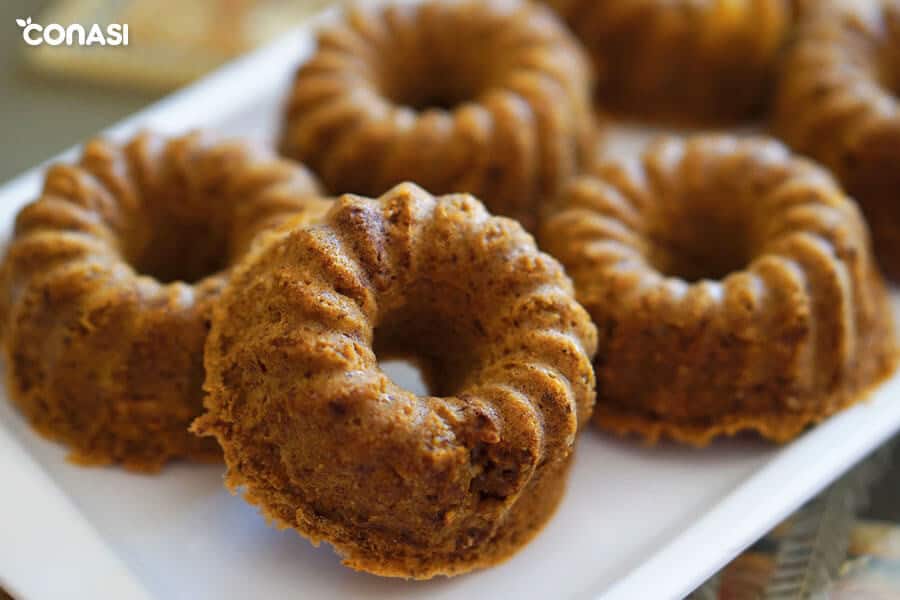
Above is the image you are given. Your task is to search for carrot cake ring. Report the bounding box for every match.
[278,0,597,231]
[774,0,900,280]
[540,135,896,445]
[0,131,327,471]
[193,183,598,578]
[543,0,792,124]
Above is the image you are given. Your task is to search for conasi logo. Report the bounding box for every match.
[16,17,129,47]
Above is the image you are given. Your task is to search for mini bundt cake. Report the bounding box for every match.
[0,131,327,471]
[773,0,900,280]
[278,0,597,231]
[543,0,792,124]
[540,136,896,445]
[193,183,598,578]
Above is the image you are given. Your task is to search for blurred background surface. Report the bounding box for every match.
[1,0,160,180]
[0,0,329,181]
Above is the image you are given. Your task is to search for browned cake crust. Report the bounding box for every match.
[773,0,900,281]
[790,0,816,20]
[540,136,897,446]
[193,183,598,578]
[0,131,328,471]
[278,0,598,231]
[543,0,791,124]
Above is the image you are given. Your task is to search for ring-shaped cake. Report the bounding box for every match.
[194,183,598,577]
[0,131,327,470]
[540,136,896,445]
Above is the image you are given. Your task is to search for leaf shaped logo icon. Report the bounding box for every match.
[16,18,28,27]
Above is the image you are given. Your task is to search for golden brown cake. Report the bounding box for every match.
[0,131,327,471]
[790,0,817,19]
[773,0,900,280]
[540,135,897,445]
[193,183,598,578]
[543,0,792,124]
[278,0,597,232]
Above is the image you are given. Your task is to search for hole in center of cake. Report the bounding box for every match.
[378,359,429,396]
[373,305,484,396]
[379,52,489,111]
[646,201,755,282]
[128,217,231,284]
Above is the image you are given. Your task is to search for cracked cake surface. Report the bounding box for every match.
[193,183,598,578]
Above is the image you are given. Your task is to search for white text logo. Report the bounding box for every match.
[16,17,129,47]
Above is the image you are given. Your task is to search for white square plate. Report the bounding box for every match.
[1,8,899,600]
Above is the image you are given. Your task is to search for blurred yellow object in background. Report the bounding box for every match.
[23,0,334,90]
